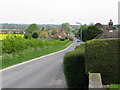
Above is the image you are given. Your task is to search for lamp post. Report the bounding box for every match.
[76,22,82,41]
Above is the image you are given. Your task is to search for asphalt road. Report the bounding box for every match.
[2,40,81,88]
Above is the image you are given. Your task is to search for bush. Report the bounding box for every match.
[2,37,70,54]
[75,43,85,50]
[24,33,32,39]
[59,38,65,41]
[63,44,88,88]
[85,38,120,84]
[32,32,39,39]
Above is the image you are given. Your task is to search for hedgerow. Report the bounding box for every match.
[85,38,120,84]
[2,37,72,68]
[63,43,88,88]
[2,37,69,54]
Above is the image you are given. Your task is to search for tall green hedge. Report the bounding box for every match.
[63,44,88,88]
[85,38,120,84]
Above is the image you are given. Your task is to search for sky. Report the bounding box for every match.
[0,0,119,25]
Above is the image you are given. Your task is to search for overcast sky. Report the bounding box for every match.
[0,0,119,25]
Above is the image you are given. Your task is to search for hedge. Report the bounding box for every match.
[85,38,120,84]
[2,37,70,54]
[2,37,72,68]
[63,43,88,88]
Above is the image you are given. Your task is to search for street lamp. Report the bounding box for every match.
[76,22,82,41]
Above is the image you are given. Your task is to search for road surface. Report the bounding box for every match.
[2,40,80,88]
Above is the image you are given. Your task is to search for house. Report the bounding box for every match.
[0,29,25,34]
[52,29,68,39]
[95,23,108,31]
[0,30,8,34]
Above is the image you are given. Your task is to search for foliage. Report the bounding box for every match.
[32,32,39,39]
[74,25,88,39]
[85,38,120,84]
[59,38,65,41]
[112,26,117,30]
[51,28,58,35]
[63,43,88,88]
[24,33,32,39]
[39,31,51,38]
[2,37,72,68]
[25,24,39,33]
[61,23,71,31]
[81,25,103,41]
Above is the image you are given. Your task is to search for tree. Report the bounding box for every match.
[51,28,58,35]
[24,33,32,39]
[82,25,103,41]
[32,32,39,39]
[39,31,50,38]
[61,23,70,31]
[25,24,39,33]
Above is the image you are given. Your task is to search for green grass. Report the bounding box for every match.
[109,84,120,90]
[2,40,72,69]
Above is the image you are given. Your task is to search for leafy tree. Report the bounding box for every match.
[39,31,50,38]
[81,25,103,41]
[112,27,116,30]
[51,28,58,35]
[61,23,70,31]
[24,33,32,39]
[32,32,39,39]
[25,24,39,33]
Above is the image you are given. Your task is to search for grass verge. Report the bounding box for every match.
[2,41,72,69]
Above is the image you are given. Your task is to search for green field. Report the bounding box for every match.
[0,34,24,40]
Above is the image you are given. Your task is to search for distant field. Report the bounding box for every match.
[0,34,24,40]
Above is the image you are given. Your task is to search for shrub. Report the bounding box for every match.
[63,44,88,88]
[75,43,85,50]
[32,32,39,39]
[59,38,65,41]
[24,33,32,39]
[85,38,120,84]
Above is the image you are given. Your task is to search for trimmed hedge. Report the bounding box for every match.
[63,43,88,88]
[85,38,120,84]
